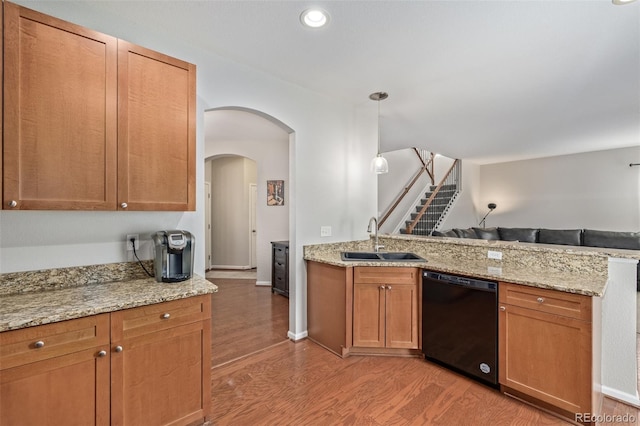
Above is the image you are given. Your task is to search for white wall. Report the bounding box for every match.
[602,258,639,406]
[0,1,378,338]
[479,146,640,231]
[377,149,427,234]
[440,161,482,230]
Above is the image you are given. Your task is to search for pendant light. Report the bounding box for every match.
[370,92,389,174]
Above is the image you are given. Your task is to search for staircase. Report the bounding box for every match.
[400,184,458,235]
[400,158,461,236]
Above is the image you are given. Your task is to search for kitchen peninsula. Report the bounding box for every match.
[304,234,640,424]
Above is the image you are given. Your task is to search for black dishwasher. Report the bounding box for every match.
[422,270,498,388]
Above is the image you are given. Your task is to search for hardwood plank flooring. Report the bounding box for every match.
[208,279,640,425]
[211,339,572,425]
[209,278,289,367]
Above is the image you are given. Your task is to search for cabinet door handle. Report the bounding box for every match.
[536,297,544,303]
[379,285,385,290]
[115,345,123,353]
[162,313,171,319]
[500,306,506,311]
[120,202,128,209]
[97,350,107,357]
[7,200,17,208]
[34,340,45,348]
[386,285,392,290]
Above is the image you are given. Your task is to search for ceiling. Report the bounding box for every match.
[27,0,640,164]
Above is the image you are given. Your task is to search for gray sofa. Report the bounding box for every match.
[432,227,640,291]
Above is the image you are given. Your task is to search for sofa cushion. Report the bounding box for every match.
[453,228,478,239]
[498,227,539,243]
[432,229,458,237]
[538,229,583,246]
[583,229,640,250]
[472,227,500,240]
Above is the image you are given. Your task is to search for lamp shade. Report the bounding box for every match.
[371,154,389,174]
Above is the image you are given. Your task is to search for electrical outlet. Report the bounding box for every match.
[487,266,502,275]
[320,226,332,237]
[487,250,502,260]
[126,234,139,251]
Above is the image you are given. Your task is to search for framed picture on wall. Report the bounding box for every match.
[267,180,284,206]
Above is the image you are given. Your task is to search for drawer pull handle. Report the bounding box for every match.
[98,350,107,357]
[115,345,123,353]
[34,341,45,349]
[162,313,171,319]
[500,306,506,311]
[537,297,544,303]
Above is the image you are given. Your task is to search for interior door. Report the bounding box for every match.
[204,182,212,270]
[250,183,257,269]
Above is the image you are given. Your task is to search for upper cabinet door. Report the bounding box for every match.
[3,2,118,210]
[117,41,196,211]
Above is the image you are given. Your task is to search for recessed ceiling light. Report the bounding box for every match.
[612,0,637,4]
[300,8,329,28]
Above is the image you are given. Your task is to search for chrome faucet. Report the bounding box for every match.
[367,216,384,252]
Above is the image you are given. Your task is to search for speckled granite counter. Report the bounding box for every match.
[0,262,218,332]
[304,234,640,297]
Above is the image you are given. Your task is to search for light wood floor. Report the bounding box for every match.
[209,279,640,425]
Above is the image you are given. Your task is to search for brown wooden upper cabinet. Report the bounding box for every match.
[2,2,196,211]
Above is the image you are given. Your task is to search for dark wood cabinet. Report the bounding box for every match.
[271,241,289,297]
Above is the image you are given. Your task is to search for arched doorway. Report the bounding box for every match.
[204,107,293,340]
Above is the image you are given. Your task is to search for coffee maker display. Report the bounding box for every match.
[153,230,194,283]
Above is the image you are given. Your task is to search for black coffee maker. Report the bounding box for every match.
[152,230,194,282]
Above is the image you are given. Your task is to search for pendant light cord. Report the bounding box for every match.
[377,98,381,155]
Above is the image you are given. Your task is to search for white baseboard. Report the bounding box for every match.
[288,330,308,341]
[209,265,252,270]
[602,385,640,408]
[256,281,270,286]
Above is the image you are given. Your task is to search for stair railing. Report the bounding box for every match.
[379,148,434,228]
[405,159,460,235]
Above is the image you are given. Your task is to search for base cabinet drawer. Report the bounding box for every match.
[0,313,110,369]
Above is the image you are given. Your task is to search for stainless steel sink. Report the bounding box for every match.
[340,251,425,262]
[379,252,424,260]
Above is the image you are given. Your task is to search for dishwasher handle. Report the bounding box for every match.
[423,271,497,292]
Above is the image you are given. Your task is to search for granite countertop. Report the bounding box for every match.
[0,264,218,332]
[303,235,626,297]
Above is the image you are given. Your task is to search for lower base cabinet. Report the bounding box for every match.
[0,295,211,426]
[306,261,421,357]
[0,314,111,426]
[353,266,420,349]
[499,282,600,423]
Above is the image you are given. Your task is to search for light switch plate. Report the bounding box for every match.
[320,226,332,237]
[488,250,502,260]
